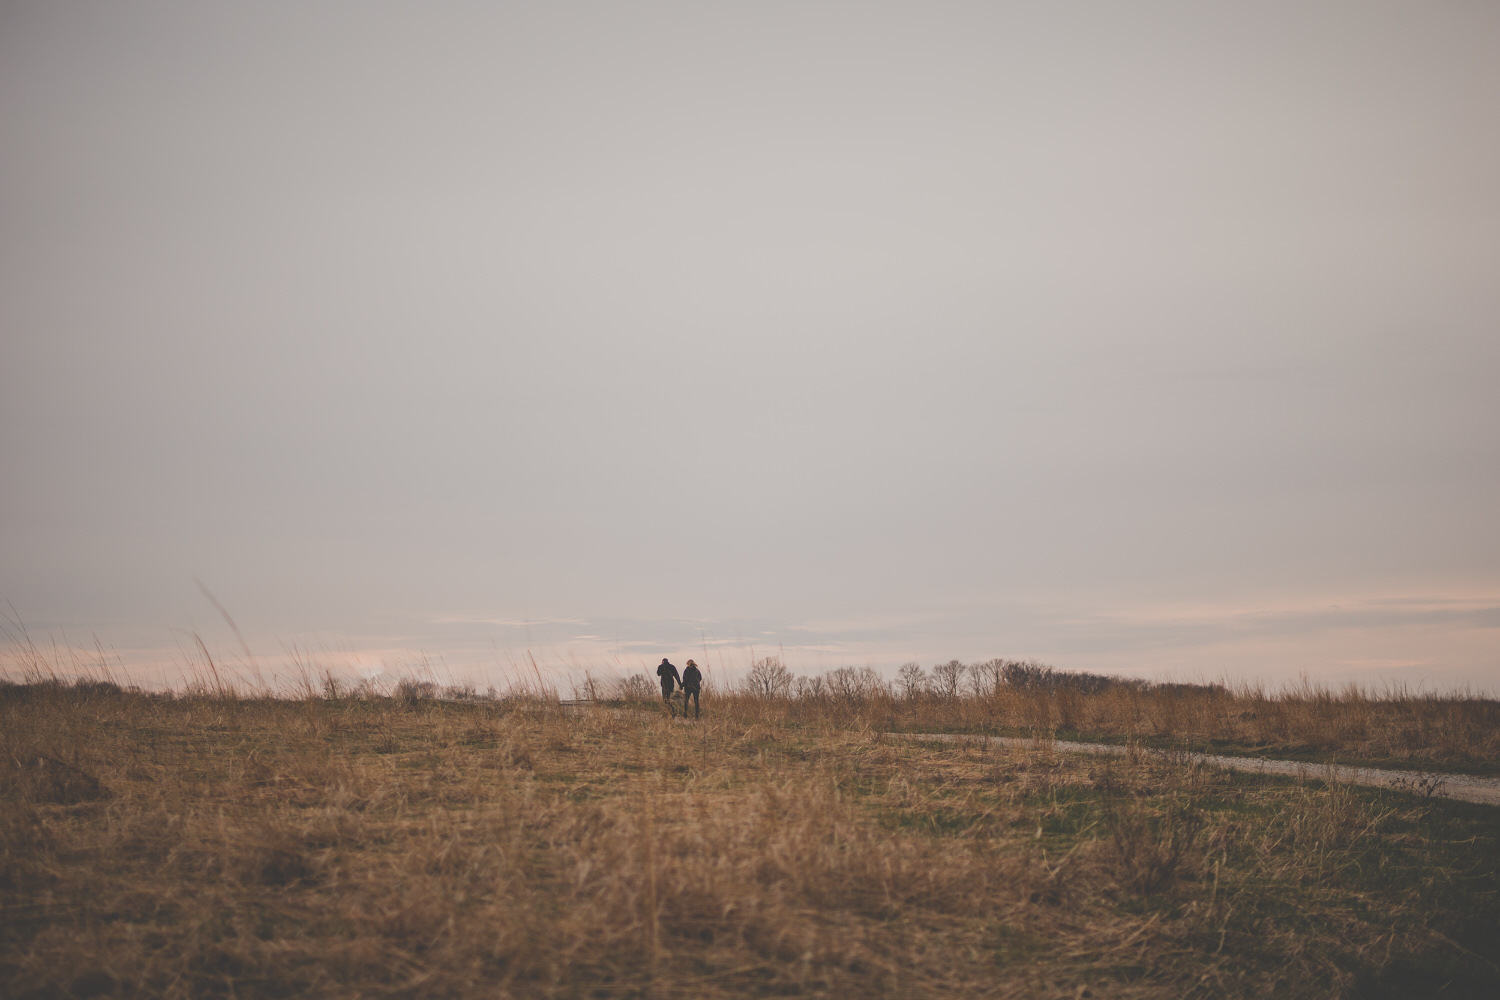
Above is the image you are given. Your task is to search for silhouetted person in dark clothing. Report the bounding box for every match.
[656,658,681,716]
[681,659,702,719]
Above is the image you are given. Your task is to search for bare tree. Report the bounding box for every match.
[897,662,928,699]
[742,656,793,699]
[931,660,965,700]
[967,659,1002,698]
[827,666,883,705]
[794,673,826,700]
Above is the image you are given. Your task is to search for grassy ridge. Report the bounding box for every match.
[3,681,1498,998]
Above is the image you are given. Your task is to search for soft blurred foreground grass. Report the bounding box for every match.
[3,682,1497,999]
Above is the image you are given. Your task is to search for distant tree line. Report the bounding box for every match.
[739,656,1224,704]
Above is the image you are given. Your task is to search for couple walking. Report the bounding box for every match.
[656,658,702,718]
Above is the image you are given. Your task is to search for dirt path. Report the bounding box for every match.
[893,733,1500,807]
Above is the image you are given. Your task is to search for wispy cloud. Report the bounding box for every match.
[427,615,589,628]
[1043,595,1500,651]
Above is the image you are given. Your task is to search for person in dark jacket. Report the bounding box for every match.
[656,658,682,716]
[681,659,703,719]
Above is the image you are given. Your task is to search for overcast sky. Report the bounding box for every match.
[3,2,1497,691]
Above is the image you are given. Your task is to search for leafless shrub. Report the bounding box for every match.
[614,673,656,703]
[1388,772,1448,799]
[576,670,605,701]
[394,677,436,705]
[441,683,479,701]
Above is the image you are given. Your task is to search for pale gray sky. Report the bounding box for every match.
[3,2,1498,691]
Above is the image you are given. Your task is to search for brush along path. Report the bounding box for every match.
[894,732,1500,805]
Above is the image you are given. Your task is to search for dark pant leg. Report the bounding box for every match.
[661,682,675,715]
[686,689,699,718]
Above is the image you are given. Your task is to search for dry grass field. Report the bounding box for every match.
[3,675,1498,999]
[723,659,1500,776]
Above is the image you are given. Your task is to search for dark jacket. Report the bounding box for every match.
[656,660,681,689]
[681,664,702,693]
